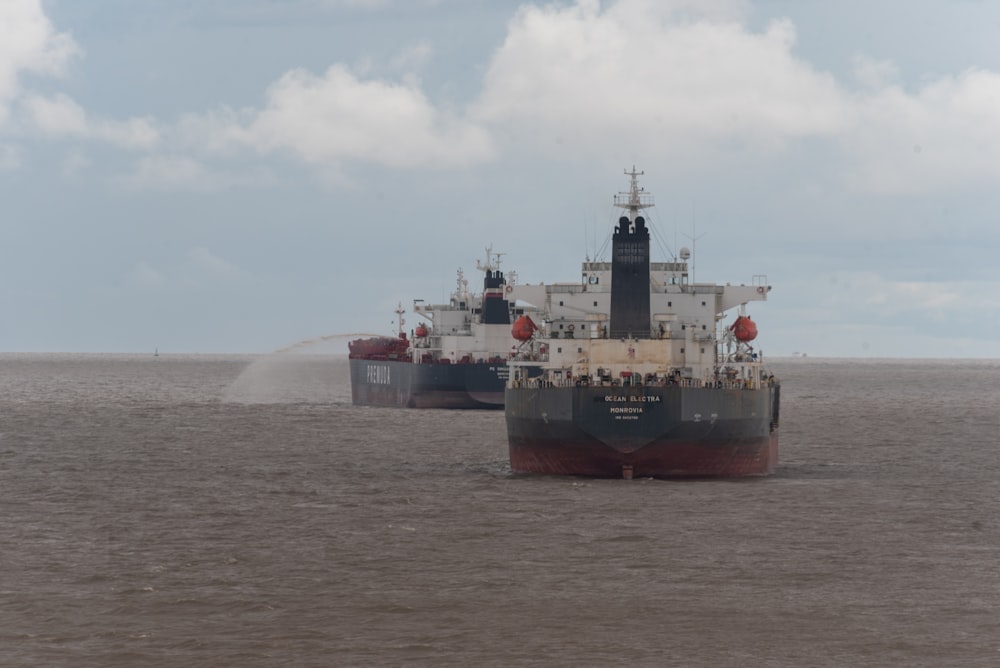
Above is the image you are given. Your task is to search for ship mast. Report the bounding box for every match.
[395,302,406,337]
[475,244,504,274]
[613,166,654,227]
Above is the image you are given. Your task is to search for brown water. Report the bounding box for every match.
[1,354,998,666]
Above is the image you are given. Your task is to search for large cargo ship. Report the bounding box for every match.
[505,168,780,477]
[349,249,540,409]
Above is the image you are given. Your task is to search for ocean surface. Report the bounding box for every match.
[1,354,998,667]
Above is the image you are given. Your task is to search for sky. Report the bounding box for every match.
[2,0,999,357]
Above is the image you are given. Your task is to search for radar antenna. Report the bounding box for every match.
[613,165,654,226]
[475,244,504,273]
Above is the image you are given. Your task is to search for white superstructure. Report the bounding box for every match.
[506,169,771,386]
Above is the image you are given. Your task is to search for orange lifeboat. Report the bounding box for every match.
[415,323,429,338]
[511,315,538,342]
[730,315,758,342]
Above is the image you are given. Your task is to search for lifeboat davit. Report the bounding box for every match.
[730,315,758,342]
[415,323,429,338]
[511,315,538,342]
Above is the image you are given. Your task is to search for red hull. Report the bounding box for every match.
[509,432,778,478]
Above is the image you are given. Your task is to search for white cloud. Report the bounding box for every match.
[20,0,998,199]
[21,93,160,149]
[214,63,494,169]
[764,270,1000,356]
[175,108,249,155]
[127,155,211,189]
[0,0,78,123]
[804,271,992,324]
[22,92,87,134]
[471,1,845,157]
[101,117,160,150]
[842,68,1000,194]
[852,56,900,91]
[0,2,157,152]
[460,0,1000,193]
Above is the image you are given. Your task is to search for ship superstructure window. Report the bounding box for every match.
[593,301,598,306]
[559,301,564,306]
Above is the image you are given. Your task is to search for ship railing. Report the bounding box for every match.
[707,379,765,390]
[684,284,726,294]
[510,374,774,391]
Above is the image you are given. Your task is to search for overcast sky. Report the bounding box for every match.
[2,0,999,357]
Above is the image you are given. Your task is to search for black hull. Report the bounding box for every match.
[505,384,780,477]
[349,358,513,409]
